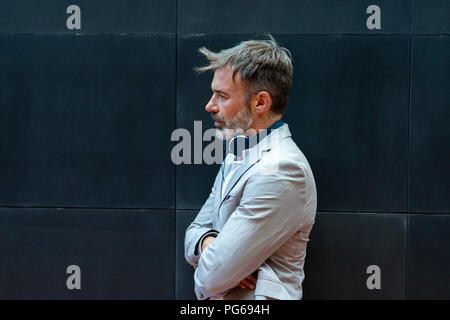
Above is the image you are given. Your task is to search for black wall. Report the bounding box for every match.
[0,0,449,299]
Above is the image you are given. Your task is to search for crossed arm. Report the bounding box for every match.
[200,235,258,290]
[184,159,308,299]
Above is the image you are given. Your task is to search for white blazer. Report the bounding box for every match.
[184,123,317,300]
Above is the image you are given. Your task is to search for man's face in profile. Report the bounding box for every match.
[205,66,253,139]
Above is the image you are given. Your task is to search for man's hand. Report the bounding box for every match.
[201,235,216,252]
[238,271,258,290]
[194,236,216,270]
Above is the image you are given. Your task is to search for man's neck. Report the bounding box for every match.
[247,116,281,136]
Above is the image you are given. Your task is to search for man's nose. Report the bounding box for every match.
[205,98,219,113]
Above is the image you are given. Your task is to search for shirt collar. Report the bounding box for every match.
[223,119,284,159]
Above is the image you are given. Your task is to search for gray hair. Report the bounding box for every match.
[194,35,293,116]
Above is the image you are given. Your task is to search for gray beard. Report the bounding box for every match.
[215,105,253,140]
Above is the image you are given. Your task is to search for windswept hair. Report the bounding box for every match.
[194,35,293,116]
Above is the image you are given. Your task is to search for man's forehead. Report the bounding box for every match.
[211,66,241,92]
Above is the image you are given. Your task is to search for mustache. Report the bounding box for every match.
[211,113,225,122]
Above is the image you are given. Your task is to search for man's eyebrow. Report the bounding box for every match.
[211,88,229,95]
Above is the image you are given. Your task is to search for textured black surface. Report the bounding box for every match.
[0,0,449,300]
[0,34,175,208]
[412,0,450,34]
[0,208,175,299]
[178,0,410,34]
[0,0,175,33]
[284,35,409,213]
[407,214,450,299]
[177,34,409,212]
[302,213,407,299]
[410,36,450,213]
[175,210,197,300]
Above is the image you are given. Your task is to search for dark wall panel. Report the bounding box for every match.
[0,208,175,299]
[302,212,407,299]
[285,35,409,212]
[407,214,450,299]
[178,0,410,34]
[0,34,175,208]
[410,36,450,213]
[175,210,196,300]
[0,0,175,33]
[177,34,409,213]
[412,0,450,34]
[0,0,448,300]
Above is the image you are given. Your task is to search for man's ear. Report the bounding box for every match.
[252,91,272,114]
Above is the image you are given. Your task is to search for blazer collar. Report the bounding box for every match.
[224,119,285,158]
[219,123,292,205]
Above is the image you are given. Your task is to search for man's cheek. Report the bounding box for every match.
[222,109,235,121]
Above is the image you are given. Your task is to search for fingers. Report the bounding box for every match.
[247,274,257,285]
[240,278,256,290]
[238,271,259,290]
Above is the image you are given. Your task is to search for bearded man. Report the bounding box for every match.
[184,36,317,300]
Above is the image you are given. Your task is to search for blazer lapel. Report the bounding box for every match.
[215,153,233,210]
[219,134,270,207]
[218,123,292,208]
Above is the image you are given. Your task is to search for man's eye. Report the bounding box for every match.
[219,95,225,99]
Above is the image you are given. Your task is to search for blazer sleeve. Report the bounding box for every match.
[194,158,314,299]
[184,165,222,267]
